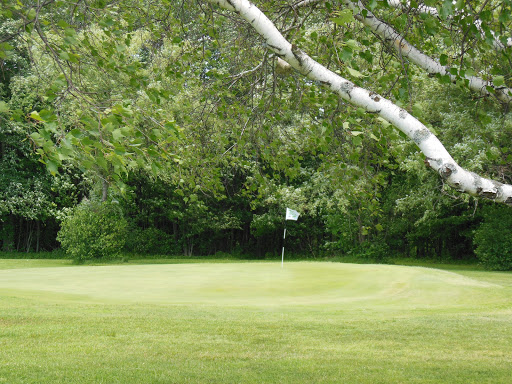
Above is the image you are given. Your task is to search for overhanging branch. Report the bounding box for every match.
[343,0,512,106]
[207,0,512,205]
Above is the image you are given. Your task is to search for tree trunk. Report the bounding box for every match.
[36,221,40,253]
[26,221,32,253]
[101,179,108,202]
[1,215,15,252]
[16,218,22,251]
[173,222,178,241]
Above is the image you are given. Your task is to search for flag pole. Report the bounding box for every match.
[281,224,287,268]
[282,208,299,268]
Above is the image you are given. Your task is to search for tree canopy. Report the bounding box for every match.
[1,0,511,265]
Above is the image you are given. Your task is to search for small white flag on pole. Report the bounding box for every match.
[285,208,300,221]
[282,208,300,268]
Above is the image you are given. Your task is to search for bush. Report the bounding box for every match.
[57,201,127,262]
[473,205,512,270]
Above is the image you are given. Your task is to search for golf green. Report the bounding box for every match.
[0,262,506,309]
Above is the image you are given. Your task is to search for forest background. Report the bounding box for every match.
[1,0,511,269]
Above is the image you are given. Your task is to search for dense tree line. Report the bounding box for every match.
[0,1,511,268]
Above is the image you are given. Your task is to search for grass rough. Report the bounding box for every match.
[0,260,511,383]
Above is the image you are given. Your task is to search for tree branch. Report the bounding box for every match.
[342,0,512,106]
[207,0,512,205]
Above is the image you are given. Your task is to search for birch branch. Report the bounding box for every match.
[342,0,512,106]
[207,0,512,205]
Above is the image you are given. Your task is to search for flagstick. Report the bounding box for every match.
[281,226,287,268]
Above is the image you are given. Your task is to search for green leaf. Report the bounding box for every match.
[465,68,476,77]
[96,155,108,171]
[412,103,423,117]
[439,0,453,19]
[59,51,71,61]
[493,76,505,87]
[29,111,44,121]
[27,8,36,20]
[346,67,364,78]
[64,28,76,37]
[57,20,70,29]
[112,129,124,141]
[368,0,378,10]
[39,109,56,121]
[438,74,451,84]
[352,135,363,147]
[332,9,354,26]
[345,40,359,50]
[112,104,132,117]
[0,42,14,60]
[0,101,9,113]
[377,117,390,128]
[80,137,94,146]
[30,132,45,146]
[46,160,59,176]
[70,129,82,138]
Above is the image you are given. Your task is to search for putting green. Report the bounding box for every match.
[0,261,506,309]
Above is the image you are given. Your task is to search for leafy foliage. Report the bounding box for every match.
[1,0,512,261]
[124,226,174,255]
[57,201,127,261]
[474,205,512,270]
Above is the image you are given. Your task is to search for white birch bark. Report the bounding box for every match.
[207,0,512,205]
[342,1,512,105]
[295,0,511,98]
[296,0,511,50]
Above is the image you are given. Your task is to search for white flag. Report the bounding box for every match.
[285,208,300,221]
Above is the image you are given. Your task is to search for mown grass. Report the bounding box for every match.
[0,258,73,270]
[0,260,511,383]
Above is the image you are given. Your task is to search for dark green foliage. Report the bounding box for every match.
[0,122,83,252]
[346,240,391,263]
[2,0,511,264]
[124,226,174,255]
[473,205,512,270]
[57,201,127,262]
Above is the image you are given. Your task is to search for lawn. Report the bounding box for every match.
[0,260,511,383]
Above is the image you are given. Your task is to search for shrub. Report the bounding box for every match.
[57,201,127,262]
[473,205,512,270]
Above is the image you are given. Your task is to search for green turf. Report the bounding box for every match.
[0,260,511,383]
[0,258,73,270]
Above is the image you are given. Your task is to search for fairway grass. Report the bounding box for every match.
[1,261,511,383]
